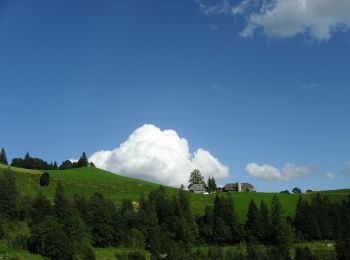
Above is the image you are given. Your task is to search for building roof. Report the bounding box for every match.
[241,183,255,190]
[189,183,206,191]
[224,183,238,191]
[223,182,255,191]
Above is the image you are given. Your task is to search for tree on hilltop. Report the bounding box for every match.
[292,187,302,194]
[77,152,89,168]
[188,169,205,189]
[207,177,217,193]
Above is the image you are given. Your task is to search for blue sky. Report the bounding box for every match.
[1,0,350,191]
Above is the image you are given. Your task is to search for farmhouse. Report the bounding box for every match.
[223,182,255,192]
[189,183,207,194]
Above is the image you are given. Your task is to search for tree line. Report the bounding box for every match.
[0,169,350,259]
[0,148,94,170]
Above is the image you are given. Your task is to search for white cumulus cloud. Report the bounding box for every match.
[89,124,229,187]
[323,172,336,180]
[246,162,313,182]
[197,0,350,40]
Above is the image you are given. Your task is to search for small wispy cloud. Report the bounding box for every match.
[209,24,219,31]
[246,162,313,182]
[323,172,336,180]
[210,83,221,91]
[196,0,350,41]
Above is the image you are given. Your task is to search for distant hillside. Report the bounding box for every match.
[1,163,349,221]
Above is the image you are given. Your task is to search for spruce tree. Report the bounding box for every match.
[0,169,18,218]
[0,148,8,165]
[207,177,217,193]
[77,152,89,168]
[54,182,71,220]
[245,199,259,240]
[258,200,270,243]
[270,195,291,248]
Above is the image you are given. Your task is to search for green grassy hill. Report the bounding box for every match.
[1,163,349,221]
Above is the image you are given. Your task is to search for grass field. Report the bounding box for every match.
[1,163,347,259]
[1,163,349,222]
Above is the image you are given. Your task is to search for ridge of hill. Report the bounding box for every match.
[0,163,349,221]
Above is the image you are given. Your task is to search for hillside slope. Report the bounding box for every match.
[1,163,349,221]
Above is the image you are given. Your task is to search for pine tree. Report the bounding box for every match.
[245,199,259,240]
[207,177,217,193]
[258,200,270,243]
[0,169,18,218]
[77,152,89,168]
[0,148,8,165]
[270,195,291,248]
[30,193,53,225]
[53,161,58,170]
[54,182,71,220]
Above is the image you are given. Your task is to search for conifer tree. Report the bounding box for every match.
[0,148,8,165]
[53,161,58,170]
[77,152,89,168]
[207,177,217,193]
[258,200,270,243]
[54,182,71,220]
[0,169,18,218]
[245,199,259,240]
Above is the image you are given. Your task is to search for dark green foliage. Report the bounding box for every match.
[0,148,8,165]
[207,176,217,193]
[54,182,71,220]
[28,216,74,260]
[258,200,270,243]
[0,169,18,218]
[29,193,52,225]
[127,228,145,249]
[271,195,292,248]
[245,199,259,240]
[267,245,291,260]
[295,247,317,260]
[292,187,302,194]
[53,161,58,170]
[58,152,89,170]
[77,152,89,168]
[39,172,49,187]
[294,194,344,241]
[11,153,54,170]
[188,169,205,189]
[12,234,28,250]
[89,162,95,167]
[280,190,290,194]
[59,160,74,170]
[208,246,224,259]
[0,220,5,239]
[336,236,350,260]
[78,242,96,260]
[86,192,120,247]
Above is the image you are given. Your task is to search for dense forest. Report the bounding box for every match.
[0,167,350,260]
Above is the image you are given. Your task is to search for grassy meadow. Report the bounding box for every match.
[0,163,349,259]
[0,163,349,222]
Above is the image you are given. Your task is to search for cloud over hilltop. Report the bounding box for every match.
[246,162,313,182]
[89,124,229,187]
[197,0,350,40]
